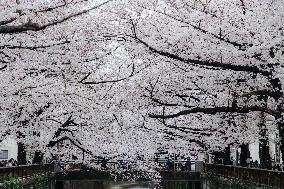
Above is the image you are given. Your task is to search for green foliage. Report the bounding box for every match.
[205,170,224,188]
[205,171,259,189]
[260,186,273,189]
[228,179,252,189]
[31,172,49,189]
[2,177,23,189]
[173,181,189,189]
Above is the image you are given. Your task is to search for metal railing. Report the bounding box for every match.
[0,164,54,180]
[205,163,284,188]
[66,160,196,172]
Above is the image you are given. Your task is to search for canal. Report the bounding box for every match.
[56,180,203,189]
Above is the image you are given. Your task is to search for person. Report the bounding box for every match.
[101,158,108,169]
[185,157,191,171]
[254,160,259,168]
[246,157,251,167]
[166,156,173,171]
[6,158,13,167]
[274,163,281,171]
[12,159,18,166]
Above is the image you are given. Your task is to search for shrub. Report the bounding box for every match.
[2,177,23,189]
[31,172,49,189]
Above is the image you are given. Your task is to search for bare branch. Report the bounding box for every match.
[0,40,71,50]
[35,0,67,13]
[239,0,246,15]
[242,89,282,100]
[0,0,113,34]
[47,136,93,155]
[0,17,17,26]
[0,65,7,71]
[131,35,271,77]
[149,106,281,119]
[145,9,251,49]
[80,63,135,84]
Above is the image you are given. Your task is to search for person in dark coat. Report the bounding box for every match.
[185,157,191,171]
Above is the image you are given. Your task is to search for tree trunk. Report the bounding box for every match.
[32,151,44,164]
[240,143,250,167]
[270,77,283,164]
[259,112,272,169]
[277,121,284,164]
[223,145,232,165]
[17,142,27,165]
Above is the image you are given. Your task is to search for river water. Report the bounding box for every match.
[59,181,156,189]
[58,180,203,189]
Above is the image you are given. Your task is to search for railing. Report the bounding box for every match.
[66,160,196,172]
[205,163,284,188]
[0,164,54,179]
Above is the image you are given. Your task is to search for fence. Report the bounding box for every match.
[67,159,196,172]
[0,164,54,180]
[205,163,284,188]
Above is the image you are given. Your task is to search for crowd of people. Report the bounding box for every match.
[213,155,284,171]
[0,158,18,167]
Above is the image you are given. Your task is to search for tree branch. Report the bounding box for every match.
[35,0,67,13]
[242,89,282,100]
[80,63,135,84]
[0,17,17,26]
[0,40,71,50]
[132,36,271,77]
[0,65,7,71]
[151,10,251,49]
[0,0,113,34]
[47,136,93,155]
[149,106,280,119]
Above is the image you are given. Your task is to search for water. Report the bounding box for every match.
[57,180,203,189]
[107,182,153,189]
[57,181,156,189]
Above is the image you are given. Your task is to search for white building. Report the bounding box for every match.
[0,137,18,161]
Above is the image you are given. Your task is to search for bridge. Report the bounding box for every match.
[1,162,284,188]
[205,163,284,188]
[0,160,202,189]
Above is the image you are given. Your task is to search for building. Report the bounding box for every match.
[0,137,18,161]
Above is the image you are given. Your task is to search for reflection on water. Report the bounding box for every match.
[60,181,155,189]
[59,180,202,189]
[107,181,153,189]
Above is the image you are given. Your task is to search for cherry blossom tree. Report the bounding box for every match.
[0,0,283,175]
[0,1,174,177]
[114,0,284,161]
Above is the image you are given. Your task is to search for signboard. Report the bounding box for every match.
[0,150,8,159]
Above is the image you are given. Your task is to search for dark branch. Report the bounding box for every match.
[239,0,246,15]
[47,136,93,155]
[142,123,207,149]
[113,114,123,130]
[0,0,113,34]
[149,106,280,119]
[158,119,214,137]
[1,40,71,50]
[0,17,17,26]
[0,65,7,71]
[36,0,67,13]
[242,89,282,100]
[80,63,135,84]
[133,36,271,77]
[150,10,252,49]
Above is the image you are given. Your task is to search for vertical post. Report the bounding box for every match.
[173,151,175,172]
[195,161,204,174]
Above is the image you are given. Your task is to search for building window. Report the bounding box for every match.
[0,150,8,159]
